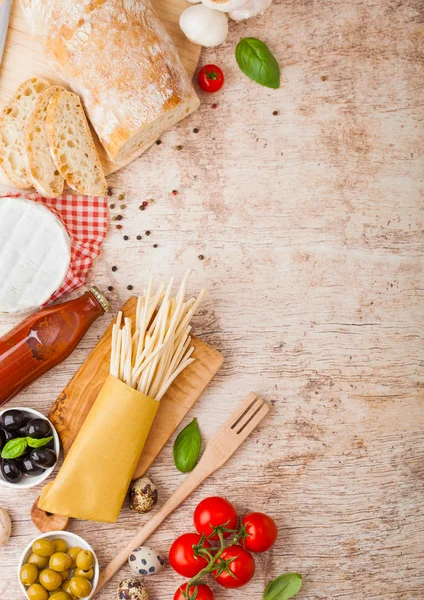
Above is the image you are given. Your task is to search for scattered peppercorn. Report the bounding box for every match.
[172,190,178,196]
[137,235,142,240]
[139,205,145,211]
[176,145,183,151]
[111,266,117,272]
[198,254,204,261]
[108,286,113,291]
[153,244,158,248]
[193,128,199,133]
[127,285,133,291]
[273,110,278,116]
[212,103,217,109]
[156,140,162,145]
[118,193,125,200]
[124,235,129,240]
[107,187,113,196]
[321,75,328,81]
[109,203,115,209]
[116,214,123,221]
[112,216,117,221]
[116,224,122,229]
[120,204,126,210]
[142,201,148,206]
[145,231,151,236]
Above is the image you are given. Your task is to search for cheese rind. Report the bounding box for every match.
[0,198,71,314]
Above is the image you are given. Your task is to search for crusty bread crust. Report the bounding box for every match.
[0,77,48,188]
[21,0,200,164]
[23,85,65,198]
[46,90,107,196]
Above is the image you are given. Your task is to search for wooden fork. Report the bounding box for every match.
[95,392,270,595]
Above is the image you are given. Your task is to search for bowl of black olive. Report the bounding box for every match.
[0,407,60,489]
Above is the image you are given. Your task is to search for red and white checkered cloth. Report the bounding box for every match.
[1,193,108,303]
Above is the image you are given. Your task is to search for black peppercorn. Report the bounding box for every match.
[145,231,151,236]
[273,110,278,116]
[156,140,162,145]
[108,286,113,291]
[139,205,145,211]
[193,128,199,133]
[198,254,204,260]
[112,266,117,272]
[116,214,122,221]
[137,235,142,240]
[127,285,133,291]
[176,145,183,151]
[153,244,158,248]
[109,203,115,209]
[107,187,113,196]
[124,235,129,240]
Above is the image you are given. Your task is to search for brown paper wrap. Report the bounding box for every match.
[39,375,159,523]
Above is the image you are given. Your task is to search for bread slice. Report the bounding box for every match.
[0,77,49,188]
[46,90,107,196]
[23,86,65,198]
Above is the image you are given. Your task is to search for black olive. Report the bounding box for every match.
[1,428,14,442]
[0,429,5,451]
[16,425,29,438]
[1,409,25,432]
[1,459,23,483]
[20,455,45,477]
[30,448,57,469]
[46,438,55,450]
[26,419,52,439]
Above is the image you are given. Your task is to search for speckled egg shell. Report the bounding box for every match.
[128,546,165,577]
[129,477,158,514]
[117,578,149,600]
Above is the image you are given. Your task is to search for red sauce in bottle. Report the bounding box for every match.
[0,287,109,406]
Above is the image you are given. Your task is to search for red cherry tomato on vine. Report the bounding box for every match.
[169,532,211,578]
[197,64,224,93]
[214,545,255,588]
[194,496,238,540]
[241,512,278,553]
[174,582,214,600]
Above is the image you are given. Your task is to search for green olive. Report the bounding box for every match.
[49,552,73,573]
[32,539,56,558]
[58,569,71,580]
[53,539,68,553]
[69,576,92,598]
[27,553,50,569]
[20,563,38,586]
[67,547,82,569]
[73,568,94,581]
[26,583,49,600]
[38,569,63,591]
[49,593,72,600]
[75,550,94,571]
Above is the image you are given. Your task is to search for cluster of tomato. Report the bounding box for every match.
[169,496,278,600]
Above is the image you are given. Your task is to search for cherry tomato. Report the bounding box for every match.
[241,512,278,553]
[174,582,214,600]
[197,64,224,93]
[194,496,238,540]
[169,532,211,578]
[214,545,255,588]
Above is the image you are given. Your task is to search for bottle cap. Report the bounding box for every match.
[88,286,111,313]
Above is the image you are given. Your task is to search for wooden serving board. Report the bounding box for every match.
[0,0,201,185]
[49,297,223,480]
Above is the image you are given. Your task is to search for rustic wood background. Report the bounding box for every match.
[0,1,423,599]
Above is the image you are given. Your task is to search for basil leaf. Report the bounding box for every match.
[173,418,202,473]
[236,38,280,89]
[26,436,53,449]
[1,437,28,459]
[263,573,303,600]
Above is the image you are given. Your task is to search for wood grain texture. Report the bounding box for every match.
[0,0,423,599]
[48,295,223,475]
[0,0,201,181]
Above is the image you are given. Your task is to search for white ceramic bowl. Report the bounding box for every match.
[18,531,99,600]
[0,407,60,489]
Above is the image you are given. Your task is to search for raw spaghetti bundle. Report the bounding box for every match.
[39,272,205,523]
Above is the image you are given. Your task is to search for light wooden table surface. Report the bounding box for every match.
[0,1,423,599]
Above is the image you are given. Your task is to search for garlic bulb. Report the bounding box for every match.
[180,5,229,48]
[229,0,273,20]
[200,0,247,12]
[0,507,11,546]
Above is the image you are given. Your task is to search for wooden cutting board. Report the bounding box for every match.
[0,0,201,185]
[49,296,223,480]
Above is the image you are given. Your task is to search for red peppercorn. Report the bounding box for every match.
[116,224,122,229]
[142,201,148,206]
[212,103,217,109]
[172,190,178,196]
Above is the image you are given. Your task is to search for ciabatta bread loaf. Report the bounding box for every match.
[46,90,107,196]
[23,85,65,198]
[0,77,48,188]
[21,0,200,165]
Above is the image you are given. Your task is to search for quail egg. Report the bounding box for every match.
[129,477,158,514]
[117,578,149,600]
[128,546,165,577]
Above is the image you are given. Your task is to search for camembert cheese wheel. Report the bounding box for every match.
[0,198,71,314]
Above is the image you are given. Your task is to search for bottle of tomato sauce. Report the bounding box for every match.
[0,287,110,406]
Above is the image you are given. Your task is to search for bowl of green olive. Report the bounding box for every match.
[18,531,99,600]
